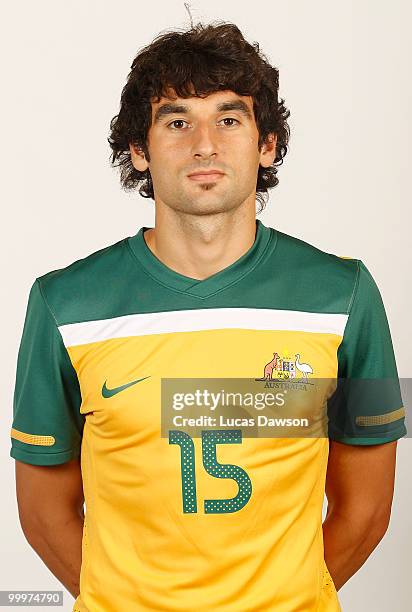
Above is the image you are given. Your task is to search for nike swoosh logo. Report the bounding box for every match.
[102,376,150,398]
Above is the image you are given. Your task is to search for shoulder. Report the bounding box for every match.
[270,227,362,312]
[274,227,359,272]
[35,236,135,325]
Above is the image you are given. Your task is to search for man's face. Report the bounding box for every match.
[130,88,276,216]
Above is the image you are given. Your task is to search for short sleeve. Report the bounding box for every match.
[327,260,407,445]
[10,279,85,465]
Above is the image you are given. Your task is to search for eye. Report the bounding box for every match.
[167,119,188,129]
[219,117,240,127]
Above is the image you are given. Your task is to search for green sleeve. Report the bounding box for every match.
[10,279,85,465]
[328,260,407,445]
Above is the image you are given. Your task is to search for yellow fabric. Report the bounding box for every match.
[68,327,342,611]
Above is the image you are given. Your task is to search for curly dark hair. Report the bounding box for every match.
[108,20,291,213]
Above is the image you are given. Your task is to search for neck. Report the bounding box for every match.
[143,204,258,281]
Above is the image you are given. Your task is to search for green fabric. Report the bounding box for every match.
[327,260,405,444]
[11,280,84,465]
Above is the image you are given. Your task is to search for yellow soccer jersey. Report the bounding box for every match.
[10,220,407,611]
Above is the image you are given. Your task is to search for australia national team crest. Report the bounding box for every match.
[255,350,314,383]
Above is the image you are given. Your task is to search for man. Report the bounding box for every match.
[10,21,406,612]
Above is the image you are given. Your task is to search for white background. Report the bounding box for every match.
[1,1,411,610]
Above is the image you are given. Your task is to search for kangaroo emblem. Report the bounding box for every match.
[263,352,279,380]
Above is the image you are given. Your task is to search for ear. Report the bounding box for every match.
[259,133,277,168]
[129,143,149,172]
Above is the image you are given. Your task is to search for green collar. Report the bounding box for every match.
[127,218,276,298]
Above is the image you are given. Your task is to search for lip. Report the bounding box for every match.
[188,171,225,182]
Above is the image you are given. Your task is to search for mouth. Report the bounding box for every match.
[188,172,225,182]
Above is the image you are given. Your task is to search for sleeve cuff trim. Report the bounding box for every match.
[10,445,80,465]
[329,424,407,445]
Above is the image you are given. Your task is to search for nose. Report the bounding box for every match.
[191,124,218,159]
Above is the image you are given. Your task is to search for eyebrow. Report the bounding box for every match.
[153,99,253,123]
